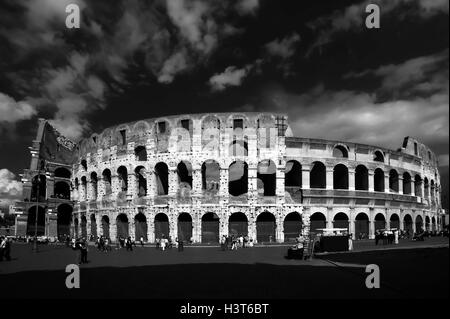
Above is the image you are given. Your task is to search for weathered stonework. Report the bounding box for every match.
[14,113,444,243]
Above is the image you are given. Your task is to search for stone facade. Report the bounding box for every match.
[14,113,444,242]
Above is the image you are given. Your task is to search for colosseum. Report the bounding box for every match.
[13,112,444,243]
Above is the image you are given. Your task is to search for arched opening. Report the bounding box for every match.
[81,176,87,199]
[57,204,72,239]
[80,215,87,239]
[74,218,79,238]
[54,167,71,179]
[431,180,435,202]
[285,160,302,187]
[135,166,147,197]
[117,166,128,192]
[90,214,97,239]
[80,159,87,171]
[134,146,147,161]
[229,161,248,196]
[101,215,110,239]
[229,138,248,157]
[54,181,70,200]
[373,150,384,162]
[355,213,369,239]
[256,211,276,243]
[374,213,386,231]
[403,172,412,195]
[27,206,45,236]
[201,160,220,193]
[414,175,422,197]
[91,172,98,200]
[374,168,385,192]
[176,118,193,152]
[31,174,46,201]
[333,164,348,190]
[333,212,349,230]
[432,216,436,232]
[201,115,220,152]
[310,162,326,189]
[355,165,369,191]
[102,169,112,195]
[155,162,169,195]
[201,212,219,243]
[403,214,413,234]
[389,169,399,193]
[283,212,302,242]
[425,216,430,231]
[389,214,400,229]
[228,212,248,237]
[310,212,326,234]
[116,213,129,239]
[135,212,147,241]
[333,145,348,158]
[177,161,192,189]
[257,159,276,196]
[415,215,423,233]
[178,213,193,242]
[154,213,169,240]
[424,178,429,200]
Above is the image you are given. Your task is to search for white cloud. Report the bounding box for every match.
[0,93,37,124]
[236,0,260,15]
[306,0,449,56]
[209,65,251,91]
[0,169,23,207]
[158,50,189,84]
[265,33,301,59]
[166,0,217,54]
[438,154,449,167]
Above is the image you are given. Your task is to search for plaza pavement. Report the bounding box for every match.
[0,237,448,298]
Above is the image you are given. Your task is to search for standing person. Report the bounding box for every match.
[0,236,5,261]
[161,237,166,251]
[80,239,88,264]
[394,229,399,244]
[156,238,160,250]
[140,236,144,247]
[177,238,184,252]
[348,233,353,251]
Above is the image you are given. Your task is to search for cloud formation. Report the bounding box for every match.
[0,93,37,124]
[265,33,301,59]
[0,169,23,207]
[209,64,253,91]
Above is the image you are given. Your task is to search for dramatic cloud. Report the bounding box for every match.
[0,93,37,124]
[235,0,260,15]
[262,52,449,156]
[306,0,449,56]
[0,169,23,207]
[265,33,301,59]
[158,50,189,84]
[209,65,253,91]
[166,0,217,54]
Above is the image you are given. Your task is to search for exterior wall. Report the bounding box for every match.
[14,114,444,242]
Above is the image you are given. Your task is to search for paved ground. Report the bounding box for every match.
[0,237,448,298]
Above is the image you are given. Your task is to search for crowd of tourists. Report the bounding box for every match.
[220,234,254,250]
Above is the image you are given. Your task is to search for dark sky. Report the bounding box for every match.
[0,0,448,208]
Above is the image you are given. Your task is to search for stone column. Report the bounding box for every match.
[96,215,101,238]
[129,214,135,240]
[148,214,155,243]
[369,220,375,239]
[127,173,137,200]
[219,212,228,239]
[219,168,229,199]
[111,174,120,199]
[194,213,202,243]
[301,165,310,189]
[276,216,284,243]
[410,178,416,196]
[348,167,355,191]
[247,162,258,199]
[301,208,310,238]
[326,168,334,190]
[171,213,178,241]
[398,176,403,194]
[248,211,257,243]
[168,168,178,196]
[384,173,390,193]
[192,168,202,196]
[276,167,285,197]
[368,171,374,192]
